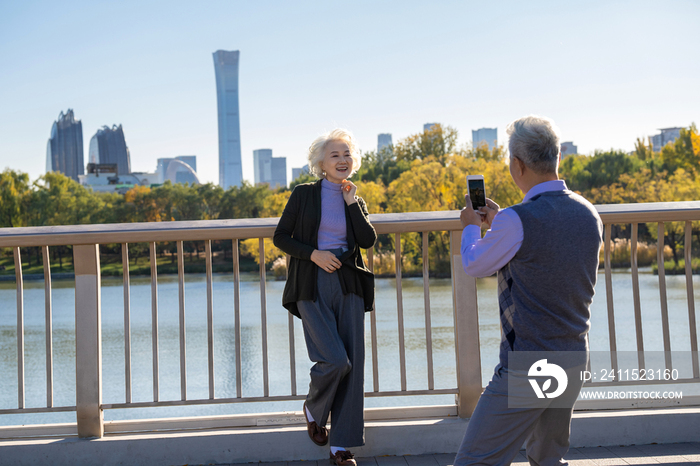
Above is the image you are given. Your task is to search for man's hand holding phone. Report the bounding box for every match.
[461,195,484,228]
[479,198,500,228]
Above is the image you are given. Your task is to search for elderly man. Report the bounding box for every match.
[455,115,603,466]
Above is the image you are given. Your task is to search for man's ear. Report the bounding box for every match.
[514,157,525,176]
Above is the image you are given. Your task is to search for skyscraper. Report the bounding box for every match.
[88,125,131,175]
[472,127,498,151]
[213,50,243,189]
[377,133,392,153]
[254,149,287,188]
[46,109,84,182]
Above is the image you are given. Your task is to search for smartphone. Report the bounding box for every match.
[466,175,486,210]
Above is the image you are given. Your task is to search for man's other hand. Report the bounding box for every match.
[461,195,484,228]
[479,198,500,228]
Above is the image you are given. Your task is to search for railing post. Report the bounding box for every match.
[450,230,482,418]
[73,244,104,438]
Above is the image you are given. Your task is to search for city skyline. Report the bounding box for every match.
[1,1,699,186]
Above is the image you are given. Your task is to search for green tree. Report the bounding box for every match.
[0,169,31,227]
[219,181,271,219]
[290,173,316,189]
[661,124,700,178]
[394,124,459,166]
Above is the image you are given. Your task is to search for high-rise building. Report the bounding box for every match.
[156,156,199,185]
[254,149,287,188]
[472,127,498,151]
[88,125,131,175]
[271,157,287,189]
[650,127,682,152]
[253,149,272,185]
[213,50,243,189]
[424,123,438,132]
[377,133,392,153]
[561,141,578,157]
[46,109,84,182]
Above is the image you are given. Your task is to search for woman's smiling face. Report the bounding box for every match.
[320,140,353,184]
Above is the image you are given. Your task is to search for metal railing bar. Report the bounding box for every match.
[42,246,53,408]
[603,224,618,375]
[206,240,215,399]
[0,406,77,415]
[630,224,645,370]
[657,223,672,371]
[422,232,434,391]
[367,247,379,392]
[395,233,407,391]
[13,247,24,409]
[101,388,459,409]
[288,312,296,396]
[259,238,269,397]
[177,241,187,400]
[149,242,159,402]
[684,222,699,378]
[232,239,242,398]
[122,243,132,404]
[286,250,296,396]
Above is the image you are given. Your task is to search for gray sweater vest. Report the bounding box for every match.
[498,190,603,368]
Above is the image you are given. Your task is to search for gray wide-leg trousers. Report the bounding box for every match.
[297,269,365,448]
[454,365,581,466]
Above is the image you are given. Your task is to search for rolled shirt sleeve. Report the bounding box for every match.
[460,208,524,278]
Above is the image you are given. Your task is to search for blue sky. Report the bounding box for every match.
[1,0,699,185]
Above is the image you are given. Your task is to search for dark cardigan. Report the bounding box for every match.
[273,179,377,318]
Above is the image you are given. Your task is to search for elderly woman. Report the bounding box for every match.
[273,128,376,466]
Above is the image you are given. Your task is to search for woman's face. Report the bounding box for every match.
[320,140,353,184]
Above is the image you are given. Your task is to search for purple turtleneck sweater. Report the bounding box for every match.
[318,179,348,250]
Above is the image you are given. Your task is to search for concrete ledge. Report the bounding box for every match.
[570,407,700,448]
[0,408,698,465]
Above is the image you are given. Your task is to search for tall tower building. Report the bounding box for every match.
[88,125,131,175]
[213,50,243,189]
[46,109,84,182]
[377,133,392,153]
[472,127,498,150]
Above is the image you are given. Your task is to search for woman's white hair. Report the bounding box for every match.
[506,115,561,174]
[307,128,361,178]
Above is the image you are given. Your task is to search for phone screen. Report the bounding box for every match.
[468,179,486,210]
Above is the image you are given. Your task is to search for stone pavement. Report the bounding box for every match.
[219,442,700,466]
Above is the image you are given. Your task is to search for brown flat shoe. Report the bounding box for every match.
[303,401,328,446]
[329,450,356,466]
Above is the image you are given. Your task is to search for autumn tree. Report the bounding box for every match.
[0,169,31,227]
[393,124,459,166]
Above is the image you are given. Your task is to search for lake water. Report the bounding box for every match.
[1,269,699,426]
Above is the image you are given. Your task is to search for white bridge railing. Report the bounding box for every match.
[0,201,699,438]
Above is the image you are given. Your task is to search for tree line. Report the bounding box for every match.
[1,124,699,275]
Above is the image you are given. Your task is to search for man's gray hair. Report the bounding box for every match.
[506,115,561,174]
